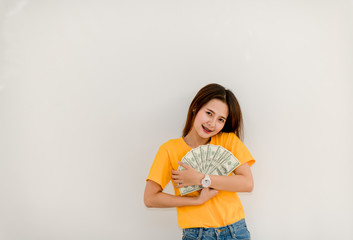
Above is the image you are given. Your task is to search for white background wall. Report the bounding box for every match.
[1,0,353,239]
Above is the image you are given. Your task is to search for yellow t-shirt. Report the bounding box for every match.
[146,132,255,229]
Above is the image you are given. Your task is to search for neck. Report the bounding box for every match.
[183,130,210,148]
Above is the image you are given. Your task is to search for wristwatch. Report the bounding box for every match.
[201,174,211,188]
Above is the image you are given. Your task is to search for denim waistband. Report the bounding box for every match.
[183,218,247,238]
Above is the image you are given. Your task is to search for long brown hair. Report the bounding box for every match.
[182,83,244,141]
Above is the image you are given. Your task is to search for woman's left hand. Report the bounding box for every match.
[172,162,204,188]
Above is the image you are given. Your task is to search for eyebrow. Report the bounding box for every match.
[206,108,227,120]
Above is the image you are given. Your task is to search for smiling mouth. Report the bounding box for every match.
[202,125,213,133]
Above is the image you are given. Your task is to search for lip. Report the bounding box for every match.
[202,125,213,133]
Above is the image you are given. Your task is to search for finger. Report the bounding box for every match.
[210,189,219,195]
[171,170,179,174]
[178,161,191,169]
[173,179,182,183]
[171,173,181,179]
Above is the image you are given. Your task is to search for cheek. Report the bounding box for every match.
[195,113,208,123]
[216,122,225,130]
[212,123,225,136]
[192,116,201,127]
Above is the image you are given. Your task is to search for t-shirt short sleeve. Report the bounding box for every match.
[228,133,255,167]
[146,145,172,189]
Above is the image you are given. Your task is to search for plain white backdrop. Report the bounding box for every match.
[1,0,353,239]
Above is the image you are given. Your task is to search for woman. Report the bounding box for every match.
[144,83,255,240]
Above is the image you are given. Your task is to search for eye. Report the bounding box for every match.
[206,111,212,116]
[219,119,225,123]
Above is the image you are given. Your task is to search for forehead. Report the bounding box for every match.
[202,99,229,117]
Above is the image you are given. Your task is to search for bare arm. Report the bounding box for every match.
[208,163,253,192]
[172,162,254,193]
[144,180,218,208]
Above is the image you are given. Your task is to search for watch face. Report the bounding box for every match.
[202,179,211,187]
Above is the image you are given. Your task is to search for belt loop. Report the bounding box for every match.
[197,228,203,240]
[228,222,236,239]
[214,227,219,240]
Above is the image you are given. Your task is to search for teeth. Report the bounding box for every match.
[203,125,211,132]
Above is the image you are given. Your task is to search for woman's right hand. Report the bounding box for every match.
[196,187,218,205]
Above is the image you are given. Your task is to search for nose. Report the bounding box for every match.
[208,117,217,128]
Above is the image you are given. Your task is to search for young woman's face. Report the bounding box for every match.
[192,98,229,139]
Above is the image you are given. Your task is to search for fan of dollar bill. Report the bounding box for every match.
[178,144,241,196]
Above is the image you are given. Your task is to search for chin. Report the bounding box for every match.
[199,130,216,138]
[209,131,221,138]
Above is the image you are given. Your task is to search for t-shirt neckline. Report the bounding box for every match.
[180,136,215,150]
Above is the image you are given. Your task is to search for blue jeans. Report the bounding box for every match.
[182,218,251,240]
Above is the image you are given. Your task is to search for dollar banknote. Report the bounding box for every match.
[178,144,240,196]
